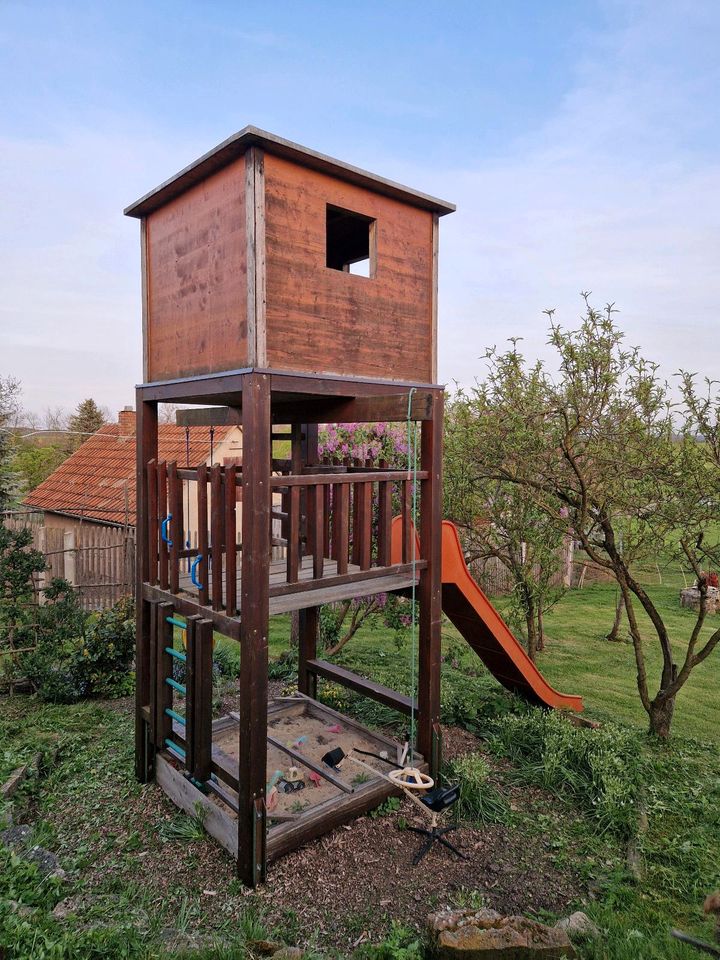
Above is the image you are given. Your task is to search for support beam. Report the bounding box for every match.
[135,395,158,783]
[417,390,444,774]
[237,372,271,887]
[175,391,436,429]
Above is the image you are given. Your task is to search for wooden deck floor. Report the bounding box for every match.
[177,554,418,615]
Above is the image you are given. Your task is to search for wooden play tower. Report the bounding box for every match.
[125,127,455,886]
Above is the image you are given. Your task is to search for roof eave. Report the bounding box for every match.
[124,125,456,219]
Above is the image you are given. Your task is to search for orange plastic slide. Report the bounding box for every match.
[392,518,583,711]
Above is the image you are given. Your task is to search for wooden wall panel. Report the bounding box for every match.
[263,154,435,384]
[145,158,248,381]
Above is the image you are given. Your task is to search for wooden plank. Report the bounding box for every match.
[143,158,248,382]
[157,461,168,589]
[358,479,372,570]
[313,485,324,579]
[333,482,349,575]
[377,478,392,567]
[246,147,258,366]
[266,734,353,794]
[177,407,243,428]
[268,571,420,615]
[168,461,181,594]
[306,659,415,715]
[135,397,158,783]
[271,469,427,488]
[417,390,444,773]
[193,619,214,782]
[225,463,237,614]
[268,560,426,598]
[156,755,238,859]
[196,464,209,606]
[238,372,271,887]
[184,615,199,774]
[142,584,241,642]
[210,464,224,611]
[297,606,317,698]
[266,774,398,863]
[287,486,300,583]
[155,602,174,749]
[254,149,267,367]
[263,152,437,383]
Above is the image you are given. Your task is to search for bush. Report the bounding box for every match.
[445,752,511,825]
[489,710,641,836]
[23,595,135,703]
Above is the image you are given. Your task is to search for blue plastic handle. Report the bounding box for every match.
[190,554,203,589]
[161,514,173,546]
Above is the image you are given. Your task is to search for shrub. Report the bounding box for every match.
[445,752,510,825]
[489,710,641,836]
[23,596,135,703]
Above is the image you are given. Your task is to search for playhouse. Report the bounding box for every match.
[125,127,455,886]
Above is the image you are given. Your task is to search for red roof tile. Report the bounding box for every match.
[23,416,236,526]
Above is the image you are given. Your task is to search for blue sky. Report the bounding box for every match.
[2,0,719,414]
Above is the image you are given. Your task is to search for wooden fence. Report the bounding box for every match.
[3,513,134,611]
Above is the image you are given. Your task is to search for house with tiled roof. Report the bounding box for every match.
[23,408,242,536]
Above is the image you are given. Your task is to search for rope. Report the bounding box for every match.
[406,388,419,765]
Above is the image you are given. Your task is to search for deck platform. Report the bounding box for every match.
[148,553,419,624]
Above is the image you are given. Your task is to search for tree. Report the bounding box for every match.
[67,398,108,448]
[0,375,22,511]
[445,398,567,659]
[457,296,719,739]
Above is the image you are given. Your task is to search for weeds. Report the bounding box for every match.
[445,753,510,825]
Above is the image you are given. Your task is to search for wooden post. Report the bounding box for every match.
[296,422,318,698]
[417,390,443,774]
[135,394,158,783]
[238,373,271,887]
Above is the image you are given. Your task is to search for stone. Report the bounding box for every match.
[427,908,576,959]
[271,949,305,959]
[555,912,600,941]
[1,824,67,880]
[1,823,33,848]
[248,941,284,956]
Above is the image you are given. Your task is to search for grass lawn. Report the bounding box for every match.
[1,578,719,959]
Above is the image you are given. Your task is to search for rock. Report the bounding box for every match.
[555,912,600,941]
[159,928,206,952]
[271,949,305,959]
[7,899,33,918]
[248,941,284,956]
[52,896,87,921]
[427,907,576,959]
[1,824,67,880]
[1,823,33,848]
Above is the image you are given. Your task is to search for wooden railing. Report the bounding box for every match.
[146,460,426,616]
[271,468,427,600]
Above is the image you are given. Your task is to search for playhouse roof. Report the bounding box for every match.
[23,411,235,527]
[124,125,456,219]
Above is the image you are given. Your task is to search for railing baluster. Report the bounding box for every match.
[358,479,372,571]
[210,464,223,611]
[196,464,209,606]
[168,462,181,594]
[313,485,324,579]
[147,459,158,586]
[377,478,392,567]
[157,461,168,589]
[225,465,237,614]
[334,483,349,575]
[287,486,300,583]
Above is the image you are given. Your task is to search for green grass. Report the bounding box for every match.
[526,583,719,741]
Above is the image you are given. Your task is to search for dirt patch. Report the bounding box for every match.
[20,700,584,956]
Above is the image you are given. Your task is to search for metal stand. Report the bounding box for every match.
[406,822,466,865]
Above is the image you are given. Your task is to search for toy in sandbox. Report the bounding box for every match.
[126,127,580,888]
